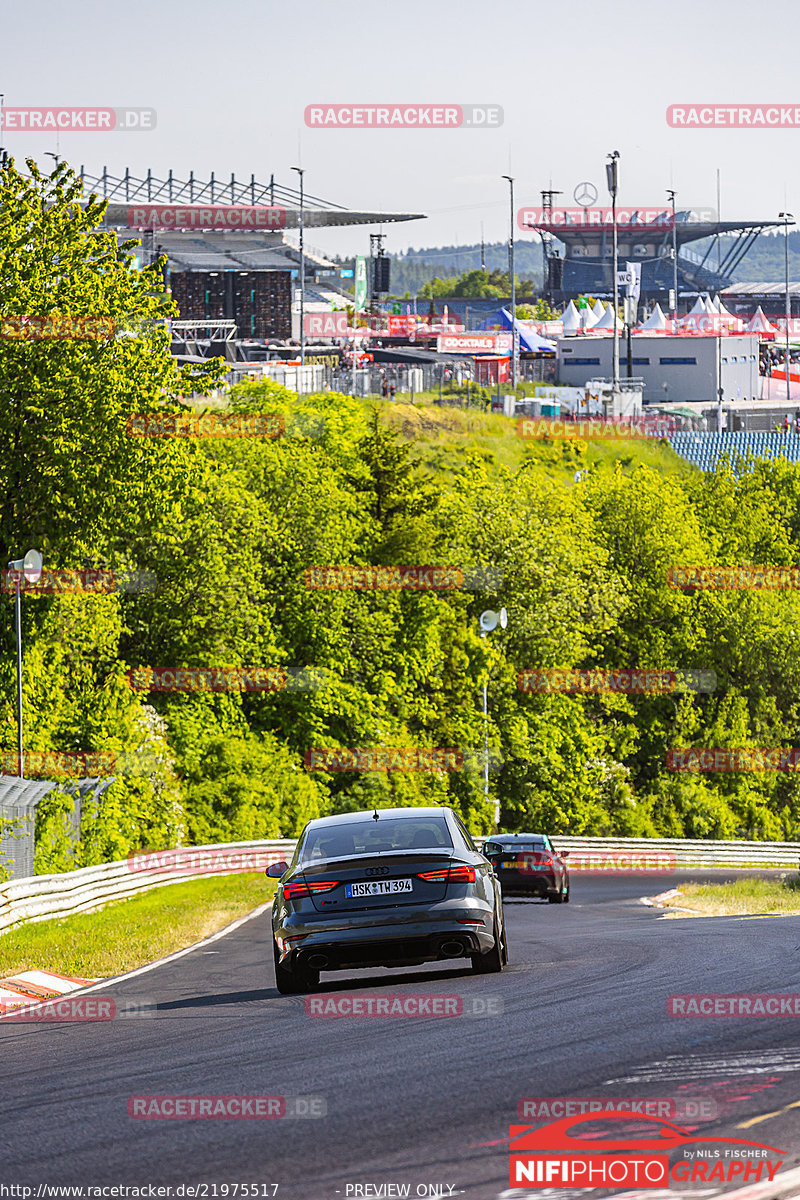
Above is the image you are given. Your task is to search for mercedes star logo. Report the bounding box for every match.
[573,181,598,207]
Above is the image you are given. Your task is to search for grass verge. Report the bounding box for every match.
[0,873,276,980]
[663,875,800,917]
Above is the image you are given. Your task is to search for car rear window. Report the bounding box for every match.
[299,816,454,862]
[485,842,547,855]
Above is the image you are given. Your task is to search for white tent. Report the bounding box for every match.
[592,299,606,319]
[561,300,582,333]
[688,296,708,315]
[581,306,600,330]
[715,296,741,324]
[746,306,778,334]
[639,303,669,331]
[592,305,619,330]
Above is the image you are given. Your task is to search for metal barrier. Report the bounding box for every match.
[2,835,798,937]
[549,835,800,868]
[0,840,293,935]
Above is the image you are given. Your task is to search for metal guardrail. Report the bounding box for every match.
[1,835,798,937]
[0,840,293,935]
[548,836,800,868]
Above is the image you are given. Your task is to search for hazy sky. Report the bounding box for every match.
[2,0,799,260]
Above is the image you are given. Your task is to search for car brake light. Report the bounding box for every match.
[417,864,476,883]
[283,879,339,899]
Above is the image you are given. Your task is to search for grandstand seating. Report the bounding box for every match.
[668,431,800,473]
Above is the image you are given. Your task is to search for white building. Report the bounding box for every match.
[556,334,761,405]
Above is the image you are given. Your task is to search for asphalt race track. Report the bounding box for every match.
[3,872,800,1200]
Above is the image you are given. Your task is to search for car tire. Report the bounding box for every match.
[563,883,570,903]
[547,889,563,904]
[273,940,320,994]
[471,913,506,974]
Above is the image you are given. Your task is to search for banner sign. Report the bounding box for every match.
[354,257,368,311]
[437,332,513,353]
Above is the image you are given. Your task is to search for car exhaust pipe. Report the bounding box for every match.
[440,940,465,958]
[306,953,329,970]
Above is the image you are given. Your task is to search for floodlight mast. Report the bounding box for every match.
[607,152,620,396]
[478,608,507,828]
[7,550,43,778]
[780,211,795,405]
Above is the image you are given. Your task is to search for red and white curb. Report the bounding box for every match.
[0,969,97,1008]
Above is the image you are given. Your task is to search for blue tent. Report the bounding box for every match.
[474,307,555,354]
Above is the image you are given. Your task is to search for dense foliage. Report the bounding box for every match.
[3,161,800,877]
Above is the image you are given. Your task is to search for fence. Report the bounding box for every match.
[2,835,798,937]
[0,776,116,880]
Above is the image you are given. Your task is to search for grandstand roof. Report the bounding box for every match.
[531,219,781,249]
[723,282,800,296]
[83,168,426,229]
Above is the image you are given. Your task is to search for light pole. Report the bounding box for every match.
[7,550,42,778]
[779,211,795,406]
[291,166,306,372]
[502,175,517,392]
[666,188,678,326]
[479,608,507,828]
[607,152,620,394]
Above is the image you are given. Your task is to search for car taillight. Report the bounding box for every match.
[417,864,476,883]
[283,879,339,899]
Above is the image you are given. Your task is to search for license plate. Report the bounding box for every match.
[345,878,413,897]
[501,861,517,869]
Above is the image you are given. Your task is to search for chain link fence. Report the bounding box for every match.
[0,777,117,880]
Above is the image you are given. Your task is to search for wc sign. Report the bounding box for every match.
[616,262,642,301]
[303,312,349,338]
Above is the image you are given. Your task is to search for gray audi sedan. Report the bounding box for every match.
[266,805,507,993]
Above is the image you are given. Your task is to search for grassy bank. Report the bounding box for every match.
[0,873,276,980]
[663,875,800,917]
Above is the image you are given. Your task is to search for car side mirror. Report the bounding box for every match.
[560,850,569,858]
[266,861,289,878]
